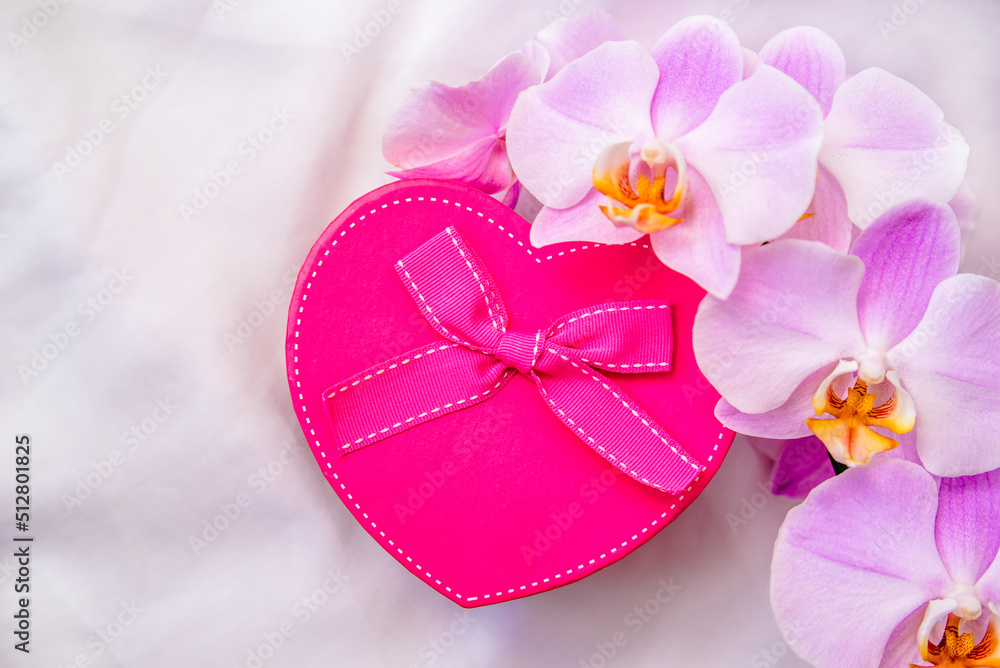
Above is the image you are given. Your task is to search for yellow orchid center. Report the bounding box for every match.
[805,374,914,467]
[592,139,687,234]
[911,614,1000,667]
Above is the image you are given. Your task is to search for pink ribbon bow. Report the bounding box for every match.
[324,227,703,494]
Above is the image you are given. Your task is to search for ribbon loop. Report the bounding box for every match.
[395,226,506,348]
[324,227,703,494]
[494,329,543,375]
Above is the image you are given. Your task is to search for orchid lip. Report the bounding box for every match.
[805,359,915,466]
[593,139,687,234]
[915,591,1000,667]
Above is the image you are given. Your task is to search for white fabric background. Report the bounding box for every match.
[1,0,997,666]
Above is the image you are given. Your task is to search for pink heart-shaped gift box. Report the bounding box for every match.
[285,179,734,607]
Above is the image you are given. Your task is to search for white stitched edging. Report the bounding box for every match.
[554,304,669,330]
[546,348,701,473]
[552,305,672,368]
[293,193,721,603]
[330,343,459,396]
[339,374,511,450]
[444,226,502,331]
[398,261,464,344]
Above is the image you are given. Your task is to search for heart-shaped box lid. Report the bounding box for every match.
[286,179,734,607]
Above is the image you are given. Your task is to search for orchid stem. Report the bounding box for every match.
[827,451,848,476]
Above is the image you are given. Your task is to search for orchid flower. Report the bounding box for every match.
[692,200,1000,476]
[749,435,835,499]
[755,26,969,251]
[505,15,824,299]
[520,9,623,83]
[381,10,620,201]
[751,430,927,500]
[772,458,1000,667]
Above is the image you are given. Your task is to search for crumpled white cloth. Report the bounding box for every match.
[1,0,996,666]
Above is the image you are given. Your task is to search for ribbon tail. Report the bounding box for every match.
[325,343,512,456]
[534,353,703,494]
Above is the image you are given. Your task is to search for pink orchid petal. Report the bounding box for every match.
[388,135,511,193]
[506,41,658,209]
[949,181,978,261]
[649,168,741,299]
[820,68,970,228]
[852,201,961,351]
[741,47,761,80]
[881,430,925,467]
[758,26,846,117]
[532,9,623,81]
[770,435,836,499]
[649,15,743,140]
[934,469,1000,585]
[950,180,978,233]
[693,240,867,414]
[890,274,1000,477]
[715,366,832,439]
[529,189,644,247]
[519,39,551,81]
[975,552,1000,621]
[878,607,928,668]
[382,52,540,193]
[775,165,852,252]
[772,459,951,668]
[512,186,543,222]
[501,179,521,209]
[677,65,825,245]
